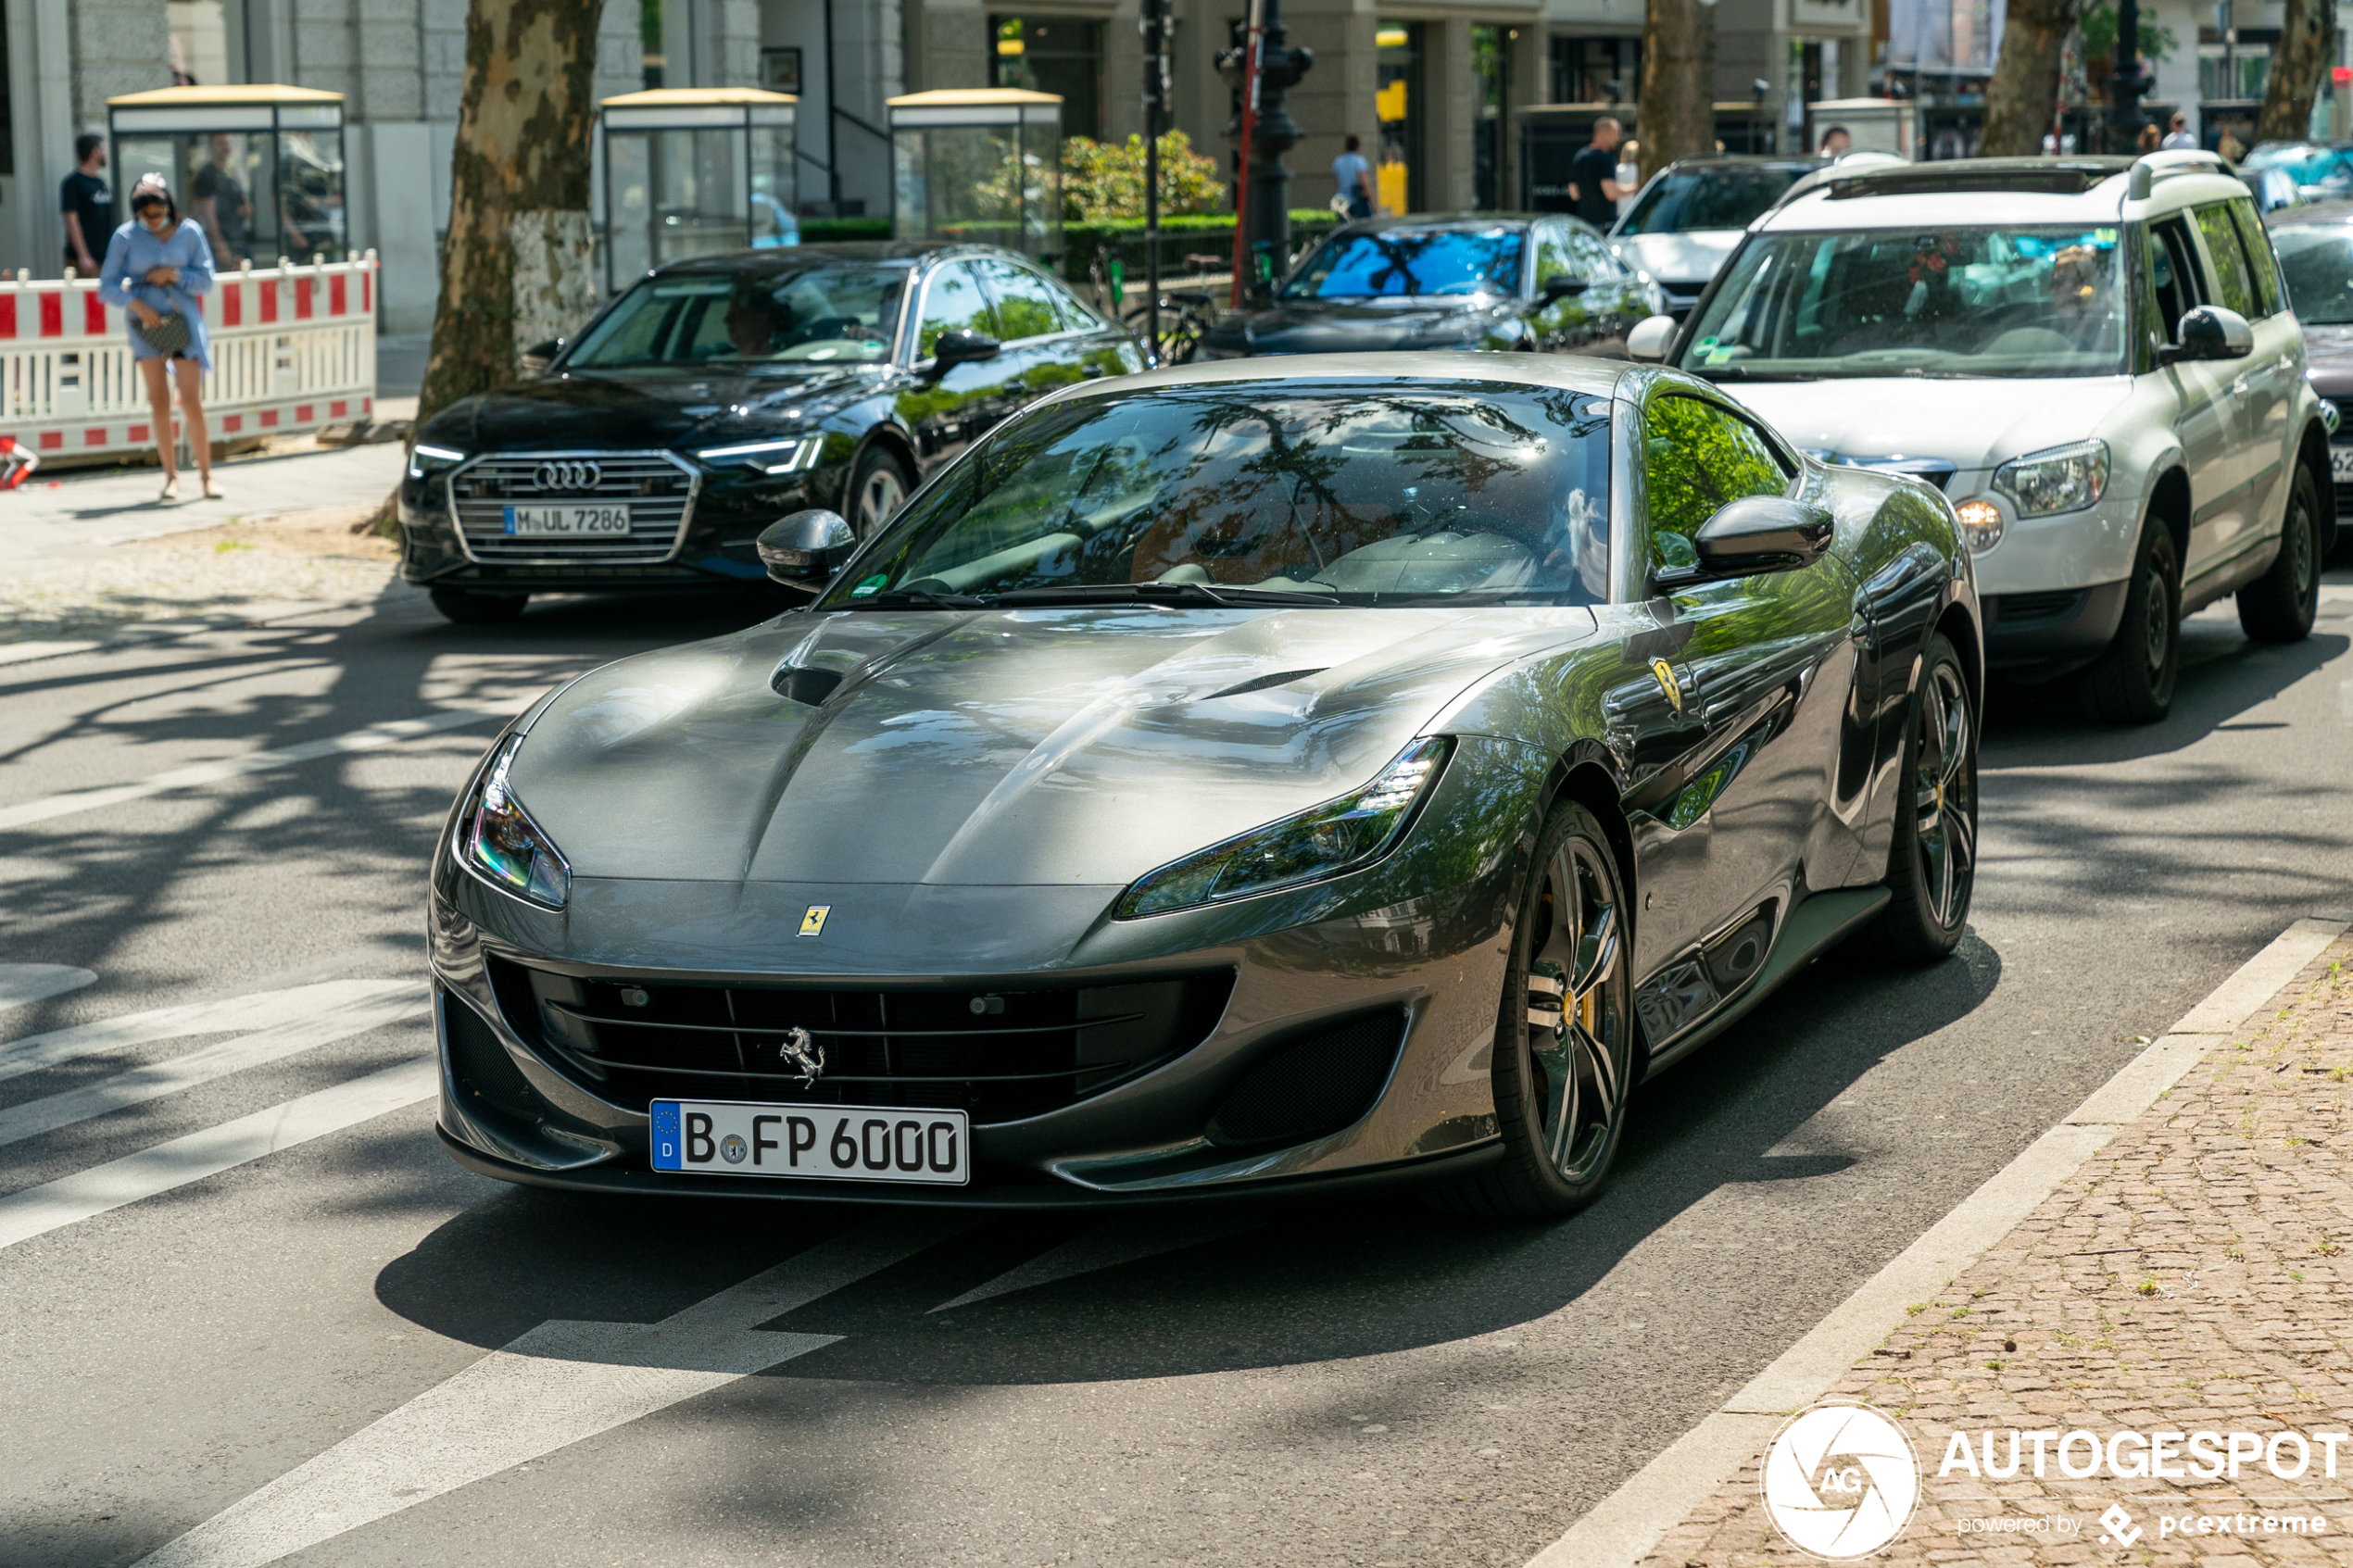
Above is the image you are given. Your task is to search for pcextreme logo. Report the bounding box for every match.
[1760,1401,1922,1561]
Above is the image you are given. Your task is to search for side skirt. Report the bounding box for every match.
[1636,884,1892,1082]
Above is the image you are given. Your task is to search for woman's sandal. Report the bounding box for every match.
[202,478,224,500]
[159,476,180,502]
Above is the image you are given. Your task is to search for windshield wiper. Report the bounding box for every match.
[839,586,992,611]
[990,582,1336,608]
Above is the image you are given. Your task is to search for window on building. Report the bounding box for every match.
[1473,25,1513,211]
[1549,36,1639,106]
[1376,21,1423,216]
[992,17,1105,140]
[168,1,231,86]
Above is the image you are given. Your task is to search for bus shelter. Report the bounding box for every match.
[107,85,346,268]
[601,88,799,292]
[887,89,1062,258]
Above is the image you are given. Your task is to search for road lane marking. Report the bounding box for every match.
[0,706,508,832]
[0,984,429,1148]
[132,1215,976,1568]
[0,979,420,1086]
[0,963,96,1011]
[0,1057,436,1251]
[1526,913,2353,1568]
[929,1212,1263,1312]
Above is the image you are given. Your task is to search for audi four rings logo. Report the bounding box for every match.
[533,459,601,492]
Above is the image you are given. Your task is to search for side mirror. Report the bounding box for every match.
[1655,495,1835,587]
[2161,304,2254,364]
[519,338,563,378]
[757,508,858,587]
[1627,315,1677,363]
[928,329,1001,373]
[1540,274,1591,302]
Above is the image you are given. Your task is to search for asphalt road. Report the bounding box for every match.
[3,571,2349,1568]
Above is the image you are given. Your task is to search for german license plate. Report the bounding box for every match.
[649,1098,969,1185]
[2331,447,2353,483]
[503,504,632,536]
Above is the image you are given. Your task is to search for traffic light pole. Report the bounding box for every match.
[1141,0,1171,357]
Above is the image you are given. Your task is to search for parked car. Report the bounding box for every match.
[1608,156,1828,320]
[1196,215,1664,360]
[1642,152,2332,723]
[397,244,1146,623]
[2238,142,2353,212]
[430,352,1981,1216]
[2265,198,2353,555]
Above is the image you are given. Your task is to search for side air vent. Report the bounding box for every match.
[1206,1010,1404,1148]
[1205,668,1327,700]
[775,665,845,706]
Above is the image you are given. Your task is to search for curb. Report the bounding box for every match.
[1525,912,2353,1568]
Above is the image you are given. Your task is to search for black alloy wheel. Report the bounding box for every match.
[848,446,913,537]
[1432,800,1634,1218]
[1856,632,1977,965]
[2238,464,2322,645]
[428,586,529,625]
[2079,519,2181,725]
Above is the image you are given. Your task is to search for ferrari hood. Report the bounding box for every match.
[507,605,1596,887]
[1209,297,1515,356]
[1718,376,2137,474]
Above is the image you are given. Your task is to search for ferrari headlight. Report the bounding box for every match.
[408,442,465,479]
[1953,497,2005,554]
[697,434,824,474]
[456,734,570,909]
[1993,439,2108,518]
[1114,737,1452,919]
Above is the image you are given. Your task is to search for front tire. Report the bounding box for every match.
[1429,801,1634,1218]
[428,586,528,624]
[2077,517,2180,724]
[2237,464,2322,644]
[1855,633,1977,966]
[846,445,913,537]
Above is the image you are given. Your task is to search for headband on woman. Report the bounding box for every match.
[131,173,171,207]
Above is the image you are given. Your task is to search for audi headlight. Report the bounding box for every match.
[408,442,465,480]
[697,434,824,474]
[1114,737,1451,919]
[1993,439,2108,518]
[1953,497,2005,554]
[455,734,570,909]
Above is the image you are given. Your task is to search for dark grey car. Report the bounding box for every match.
[431,353,1980,1216]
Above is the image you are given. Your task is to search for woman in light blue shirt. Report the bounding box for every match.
[96,172,221,500]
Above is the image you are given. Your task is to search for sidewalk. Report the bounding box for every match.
[1640,930,2353,1565]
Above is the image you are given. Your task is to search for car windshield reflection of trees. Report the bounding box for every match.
[1280,229,1526,299]
[831,385,1613,609]
[1686,227,2129,379]
[566,268,910,370]
[1617,169,1807,236]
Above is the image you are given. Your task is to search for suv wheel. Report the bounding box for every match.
[2078,518,2180,725]
[429,587,529,625]
[2237,465,2322,645]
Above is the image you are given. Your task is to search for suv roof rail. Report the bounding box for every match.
[1768,151,1909,212]
[2126,148,2234,199]
[1821,157,2132,201]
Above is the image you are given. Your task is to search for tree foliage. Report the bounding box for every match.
[1061,132,1227,223]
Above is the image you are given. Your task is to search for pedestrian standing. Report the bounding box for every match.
[1332,135,1375,220]
[60,134,114,278]
[96,174,221,502]
[1818,126,1852,157]
[1567,117,1625,231]
[2160,111,2197,150]
[2138,123,2162,154]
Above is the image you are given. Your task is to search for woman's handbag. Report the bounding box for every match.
[133,310,192,357]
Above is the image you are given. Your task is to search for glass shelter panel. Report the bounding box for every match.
[889,113,1062,257]
[111,131,351,266]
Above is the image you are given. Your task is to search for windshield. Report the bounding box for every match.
[566,268,909,369]
[820,382,1615,609]
[1280,229,1526,299]
[2243,145,2353,198]
[2273,225,2353,322]
[1617,165,1816,236]
[1680,225,2129,380]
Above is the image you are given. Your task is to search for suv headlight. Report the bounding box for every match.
[455,734,571,909]
[1993,439,2108,518]
[408,442,465,480]
[1115,737,1451,919]
[697,435,824,474]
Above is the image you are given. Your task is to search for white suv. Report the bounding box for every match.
[1633,152,2333,722]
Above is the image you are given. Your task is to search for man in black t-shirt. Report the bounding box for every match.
[60,134,113,275]
[1567,116,1626,231]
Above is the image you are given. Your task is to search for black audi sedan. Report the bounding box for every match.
[1197,214,1666,361]
[397,244,1147,622]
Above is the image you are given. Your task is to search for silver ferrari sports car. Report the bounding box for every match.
[431,353,1981,1215]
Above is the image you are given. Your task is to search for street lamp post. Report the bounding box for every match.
[1219,0,1312,304]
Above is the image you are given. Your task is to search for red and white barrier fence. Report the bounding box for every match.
[0,252,378,462]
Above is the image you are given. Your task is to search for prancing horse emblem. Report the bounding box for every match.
[799,904,830,935]
[779,1026,824,1087]
[1650,657,1685,714]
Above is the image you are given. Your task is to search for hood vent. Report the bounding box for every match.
[1205,667,1327,700]
[775,665,845,707]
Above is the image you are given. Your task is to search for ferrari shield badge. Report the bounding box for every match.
[799,905,831,936]
[1650,658,1684,715]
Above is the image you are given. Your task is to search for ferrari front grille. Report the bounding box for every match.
[488,958,1235,1125]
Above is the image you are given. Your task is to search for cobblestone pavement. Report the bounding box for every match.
[1645,935,2353,1566]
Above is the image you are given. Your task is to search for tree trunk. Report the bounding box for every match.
[419,0,607,424]
[1640,0,1715,171]
[1980,0,2082,157]
[2257,0,2330,144]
